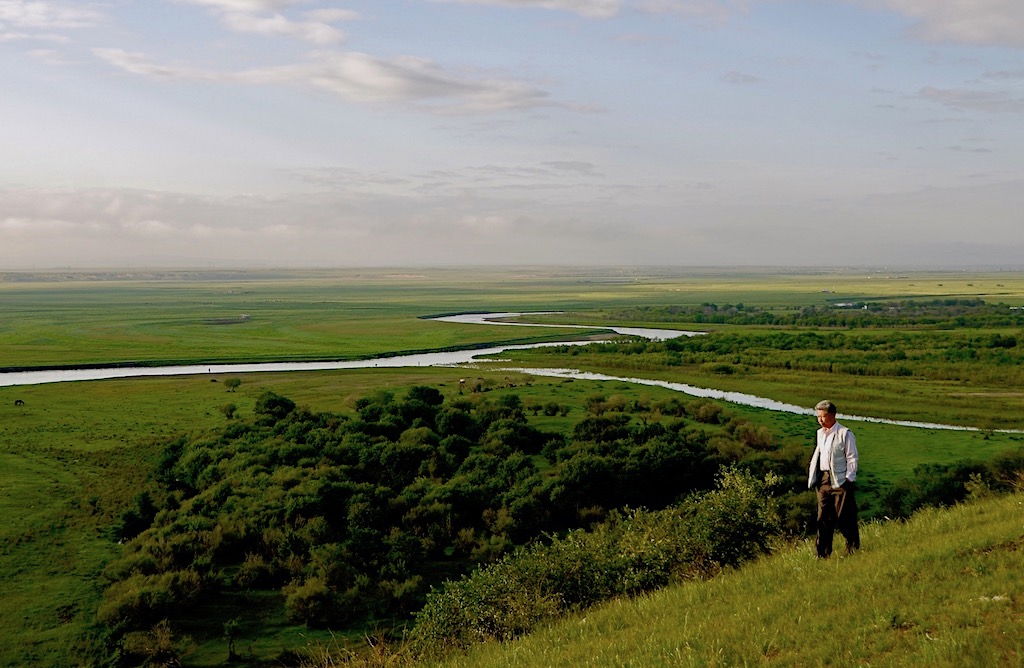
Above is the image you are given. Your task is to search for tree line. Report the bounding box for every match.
[598,299,1024,328]
[541,326,1023,387]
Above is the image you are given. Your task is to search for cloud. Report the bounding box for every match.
[0,30,68,42]
[5,174,1024,268]
[218,11,346,44]
[634,0,746,20]
[0,0,102,29]
[428,0,746,20]
[428,0,622,19]
[94,47,559,113]
[919,86,1024,114]
[26,46,71,64]
[176,0,355,45]
[0,186,623,267]
[542,160,602,176]
[290,161,606,197]
[176,0,305,11]
[858,0,1024,48]
[92,48,214,79]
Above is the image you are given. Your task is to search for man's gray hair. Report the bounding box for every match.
[815,400,837,415]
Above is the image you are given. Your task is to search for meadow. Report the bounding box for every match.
[3,267,1022,370]
[1,266,1023,666]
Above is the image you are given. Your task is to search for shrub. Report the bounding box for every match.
[410,468,782,653]
[254,391,296,424]
[675,468,782,574]
[693,401,724,424]
[283,576,334,627]
[97,569,202,627]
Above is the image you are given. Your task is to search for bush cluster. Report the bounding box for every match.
[540,325,1024,388]
[95,385,807,661]
[410,468,783,652]
[879,448,1024,518]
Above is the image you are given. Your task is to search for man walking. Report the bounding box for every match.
[807,400,860,557]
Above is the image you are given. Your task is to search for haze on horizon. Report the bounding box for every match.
[2,0,1023,270]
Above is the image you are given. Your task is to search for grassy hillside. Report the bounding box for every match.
[431,491,1024,668]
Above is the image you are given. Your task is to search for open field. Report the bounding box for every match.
[3,267,1023,370]
[2,267,1023,665]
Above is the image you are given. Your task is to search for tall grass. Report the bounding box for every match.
[431,492,1024,667]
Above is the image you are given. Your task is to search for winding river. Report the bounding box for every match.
[0,312,1004,432]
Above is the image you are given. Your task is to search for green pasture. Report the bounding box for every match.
[495,343,1024,431]
[3,267,1024,370]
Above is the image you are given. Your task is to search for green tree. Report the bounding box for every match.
[254,390,295,423]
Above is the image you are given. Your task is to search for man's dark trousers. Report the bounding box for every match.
[816,470,860,558]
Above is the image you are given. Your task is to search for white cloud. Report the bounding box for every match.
[0,30,68,41]
[260,51,553,111]
[4,174,1024,268]
[219,11,346,44]
[429,0,622,19]
[0,0,102,29]
[92,48,214,79]
[176,0,306,11]
[634,0,746,20]
[94,47,558,113]
[859,0,1024,47]
[177,0,355,44]
[431,0,751,22]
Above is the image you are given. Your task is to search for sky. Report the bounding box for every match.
[2,0,1023,269]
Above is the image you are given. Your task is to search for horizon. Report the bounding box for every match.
[4,263,1024,276]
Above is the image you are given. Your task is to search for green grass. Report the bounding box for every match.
[430,491,1024,668]
[3,366,1021,666]
[0,369,689,666]
[495,347,1024,431]
[3,268,1024,665]
[3,267,1024,369]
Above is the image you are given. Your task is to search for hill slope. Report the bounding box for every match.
[432,492,1024,667]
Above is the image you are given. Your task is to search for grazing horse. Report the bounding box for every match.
[14,399,25,406]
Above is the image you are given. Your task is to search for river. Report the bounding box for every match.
[0,312,1004,432]
[0,312,693,388]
